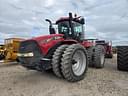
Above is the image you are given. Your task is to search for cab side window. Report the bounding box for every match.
[73,22,83,33]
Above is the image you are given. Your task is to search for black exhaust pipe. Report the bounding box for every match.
[45,19,56,34]
[69,12,75,38]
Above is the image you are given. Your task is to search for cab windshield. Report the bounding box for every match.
[58,21,70,34]
[58,21,83,35]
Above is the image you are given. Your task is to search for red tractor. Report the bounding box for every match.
[18,13,105,82]
[95,40,113,58]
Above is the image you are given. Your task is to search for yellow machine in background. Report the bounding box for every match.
[0,38,24,62]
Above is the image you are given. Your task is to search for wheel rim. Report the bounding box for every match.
[101,53,105,65]
[72,50,86,76]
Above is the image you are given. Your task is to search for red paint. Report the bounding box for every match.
[82,41,94,48]
[25,34,64,55]
[105,45,112,54]
[24,34,79,55]
[23,33,94,56]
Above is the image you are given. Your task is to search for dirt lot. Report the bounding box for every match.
[0,55,128,96]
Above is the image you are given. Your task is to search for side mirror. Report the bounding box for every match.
[80,18,85,24]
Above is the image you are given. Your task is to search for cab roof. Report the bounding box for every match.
[56,17,83,24]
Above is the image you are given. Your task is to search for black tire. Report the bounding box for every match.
[0,54,5,60]
[16,58,20,62]
[117,46,128,71]
[52,45,68,78]
[0,54,2,60]
[61,44,88,82]
[87,47,94,67]
[93,45,105,68]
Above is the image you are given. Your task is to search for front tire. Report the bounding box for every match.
[61,44,88,82]
[52,45,68,78]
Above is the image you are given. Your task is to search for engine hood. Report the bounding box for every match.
[20,34,64,55]
[24,34,64,43]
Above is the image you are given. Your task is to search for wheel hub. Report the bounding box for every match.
[72,50,86,76]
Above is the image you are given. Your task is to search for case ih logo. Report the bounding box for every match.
[40,36,63,44]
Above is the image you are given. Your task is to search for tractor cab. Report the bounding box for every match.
[46,13,85,41]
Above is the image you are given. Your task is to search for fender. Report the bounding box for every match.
[44,39,78,59]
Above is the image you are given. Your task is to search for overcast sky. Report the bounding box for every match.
[0,0,128,45]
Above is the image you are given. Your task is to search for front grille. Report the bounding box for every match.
[18,40,43,67]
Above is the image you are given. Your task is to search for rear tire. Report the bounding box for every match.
[87,47,94,67]
[93,45,105,68]
[117,46,128,71]
[61,44,88,82]
[52,45,68,78]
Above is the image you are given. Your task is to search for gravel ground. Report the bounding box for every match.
[0,54,128,96]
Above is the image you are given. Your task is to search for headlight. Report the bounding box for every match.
[17,52,34,57]
[28,53,34,56]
